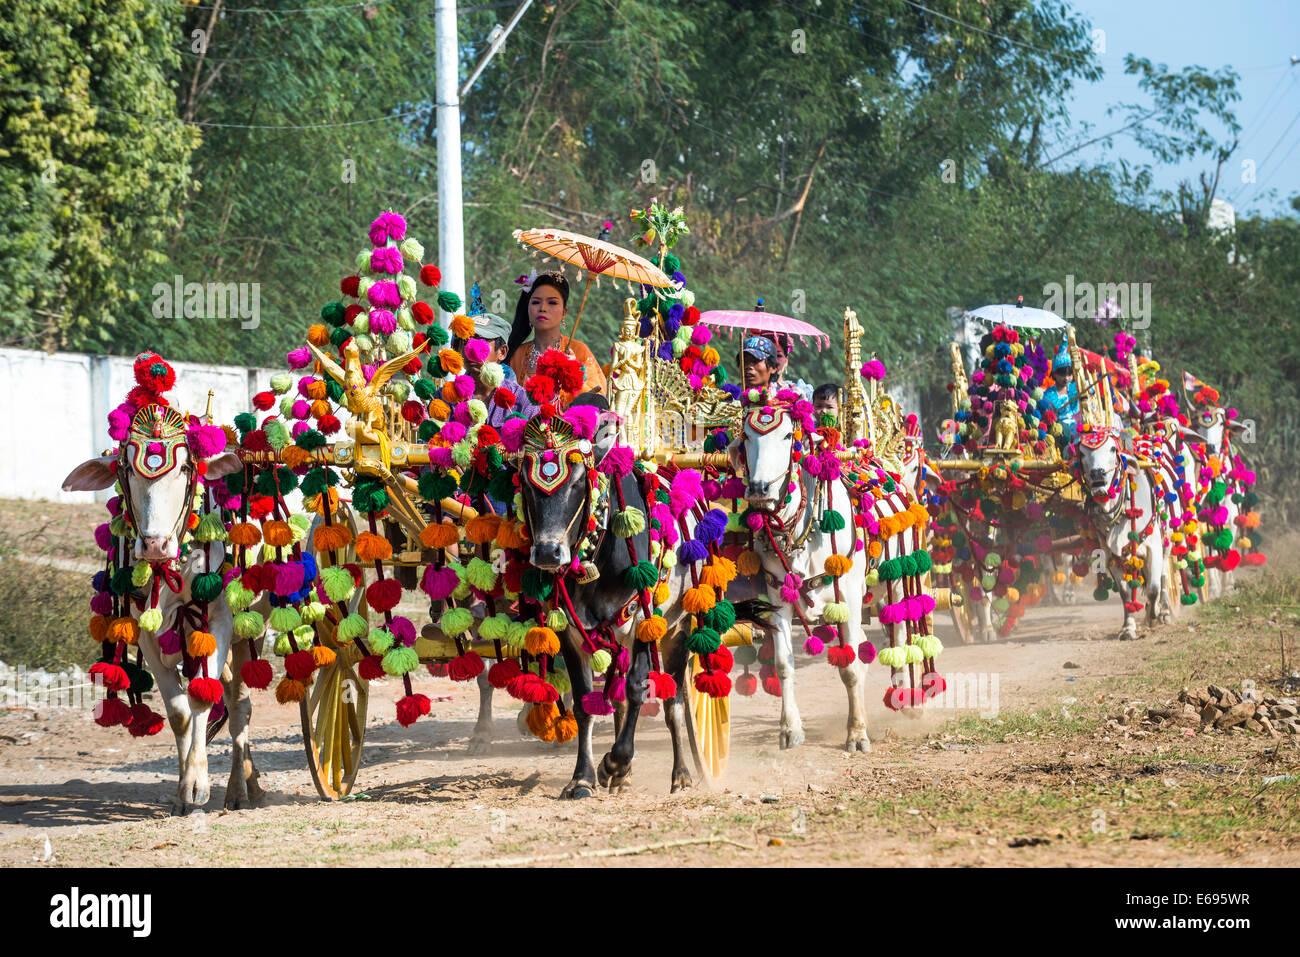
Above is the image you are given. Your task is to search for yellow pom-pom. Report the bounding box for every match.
[653,582,670,605]
[682,585,716,615]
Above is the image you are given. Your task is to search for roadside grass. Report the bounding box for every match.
[0,556,94,670]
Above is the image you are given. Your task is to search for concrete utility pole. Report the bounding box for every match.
[436,0,465,323]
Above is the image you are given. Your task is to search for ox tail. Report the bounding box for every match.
[730,597,777,630]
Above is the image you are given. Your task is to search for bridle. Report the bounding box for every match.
[517,417,605,570]
[741,406,814,555]
[117,404,201,563]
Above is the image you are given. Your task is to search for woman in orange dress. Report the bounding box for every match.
[506,271,606,409]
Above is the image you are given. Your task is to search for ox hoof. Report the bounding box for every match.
[169,802,204,817]
[466,734,492,756]
[846,735,871,753]
[1117,630,1137,641]
[560,780,596,800]
[223,793,256,811]
[1062,591,1077,605]
[597,755,630,791]
[670,768,694,793]
[779,729,804,749]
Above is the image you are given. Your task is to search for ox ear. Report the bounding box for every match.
[204,452,244,479]
[62,456,117,492]
[1225,418,1246,435]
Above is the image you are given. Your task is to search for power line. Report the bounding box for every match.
[1251,130,1300,197]
[145,0,398,13]
[896,0,1083,60]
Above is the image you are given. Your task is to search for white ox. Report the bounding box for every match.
[1074,430,1172,639]
[63,444,263,814]
[1188,402,1244,599]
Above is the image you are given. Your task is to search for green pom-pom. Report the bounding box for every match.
[233,412,257,437]
[418,471,457,502]
[352,479,389,514]
[413,378,437,401]
[819,510,845,533]
[109,567,133,596]
[301,601,327,624]
[269,371,293,394]
[440,607,474,638]
[686,627,721,656]
[488,470,516,502]
[591,649,612,673]
[382,645,419,677]
[1093,586,1109,602]
[426,323,449,347]
[663,253,680,275]
[138,607,163,632]
[546,609,569,631]
[623,560,659,590]
[225,582,254,613]
[916,635,943,659]
[522,569,553,601]
[503,621,529,654]
[701,599,736,634]
[823,602,848,623]
[233,611,265,639]
[269,607,302,633]
[321,301,346,327]
[296,429,326,451]
[877,558,902,582]
[365,628,393,654]
[612,508,647,538]
[323,379,344,403]
[478,614,510,642]
[191,572,223,602]
[191,513,227,543]
[320,566,356,603]
[299,467,338,497]
[904,643,924,665]
[914,550,933,574]
[898,553,918,577]
[466,557,498,591]
[436,291,462,313]
[121,660,153,694]
[734,644,758,666]
[417,420,438,441]
[328,326,351,348]
[1180,593,1198,606]
[336,614,368,642]
[131,562,153,588]
[273,633,293,656]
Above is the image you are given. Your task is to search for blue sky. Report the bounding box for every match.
[1060,0,1298,219]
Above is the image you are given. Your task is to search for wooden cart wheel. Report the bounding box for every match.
[684,655,729,786]
[300,641,368,800]
[1164,550,1182,622]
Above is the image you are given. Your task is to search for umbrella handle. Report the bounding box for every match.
[562,271,595,352]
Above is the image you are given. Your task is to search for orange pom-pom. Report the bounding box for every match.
[868,540,883,558]
[555,712,577,743]
[824,554,853,577]
[307,487,340,517]
[227,522,262,547]
[438,349,464,375]
[465,515,501,545]
[700,563,728,589]
[89,615,109,642]
[310,398,332,419]
[354,531,393,562]
[653,582,671,605]
[737,550,762,577]
[306,379,328,401]
[495,520,529,550]
[420,521,460,550]
[262,520,294,547]
[525,626,560,657]
[441,382,461,404]
[449,314,476,340]
[313,522,352,553]
[306,325,331,347]
[187,631,217,658]
[908,501,930,526]
[275,676,307,704]
[312,645,337,668]
[637,616,667,643]
[108,616,140,645]
[526,701,560,741]
[281,446,311,469]
[428,399,450,421]
[682,585,716,615]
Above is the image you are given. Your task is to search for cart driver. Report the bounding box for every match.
[1043,341,1080,445]
[738,335,778,395]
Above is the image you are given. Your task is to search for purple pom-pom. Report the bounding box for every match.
[90,592,113,615]
[858,641,877,664]
[581,692,614,716]
[608,676,627,702]
[157,629,182,656]
[696,508,728,544]
[94,523,113,552]
[678,539,710,564]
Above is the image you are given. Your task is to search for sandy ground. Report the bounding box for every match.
[4,568,1298,867]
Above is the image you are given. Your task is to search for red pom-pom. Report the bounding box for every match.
[396,693,432,727]
[540,403,557,419]
[402,356,423,376]
[683,306,701,326]
[358,655,385,680]
[1243,553,1267,566]
[401,399,426,424]
[95,696,131,728]
[419,265,441,288]
[476,424,500,447]
[487,658,521,689]
[705,644,734,673]
[127,703,165,737]
[188,676,224,704]
[134,352,176,394]
[649,671,677,700]
[757,639,775,663]
[537,350,584,393]
[284,650,316,681]
[340,275,361,297]
[242,429,270,452]
[735,671,758,696]
[125,384,167,409]
[922,671,946,699]
[366,578,402,613]
[525,374,556,404]
[240,658,273,690]
[317,414,342,435]
[883,686,907,711]
[694,670,731,698]
[1219,550,1241,572]
[447,651,485,682]
[344,303,364,323]
[252,391,275,411]
[412,301,434,325]
[247,495,275,521]
[427,662,450,677]
[762,675,782,697]
[826,645,856,668]
[89,662,130,693]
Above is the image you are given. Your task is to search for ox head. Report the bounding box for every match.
[516,398,616,572]
[729,404,810,510]
[1076,427,1122,498]
[1190,403,1245,458]
[62,405,241,562]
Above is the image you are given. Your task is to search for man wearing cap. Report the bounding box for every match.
[456,286,539,430]
[1043,340,1080,445]
[765,331,814,400]
[739,335,779,394]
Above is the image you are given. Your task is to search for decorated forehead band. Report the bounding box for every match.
[125,404,189,479]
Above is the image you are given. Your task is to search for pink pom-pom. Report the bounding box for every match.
[370,246,403,275]
[157,629,182,656]
[368,309,397,334]
[919,594,936,614]
[690,325,711,346]
[861,359,886,381]
[597,444,634,477]
[428,447,454,468]
[297,376,316,398]
[286,347,311,370]
[421,565,460,601]
[94,523,113,552]
[858,641,877,664]
[90,592,113,615]
[781,585,799,604]
[107,406,131,441]
[187,424,228,460]
[702,479,722,500]
[500,418,528,453]
[440,421,467,444]
[464,338,490,362]
[581,692,614,716]
[669,469,704,517]
[290,422,309,438]
[362,364,377,383]
[721,476,746,499]
[291,399,311,419]
[452,375,475,400]
[561,404,598,440]
[389,616,416,647]
[803,636,824,656]
[379,211,407,242]
[745,511,766,531]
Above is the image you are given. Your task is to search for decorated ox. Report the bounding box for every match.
[730,394,941,750]
[62,354,260,814]
[1075,427,1171,639]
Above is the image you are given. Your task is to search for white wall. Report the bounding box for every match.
[0,348,284,504]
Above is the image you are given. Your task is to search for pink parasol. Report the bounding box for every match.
[698,310,831,351]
